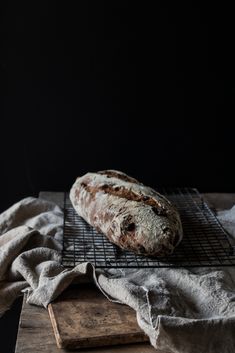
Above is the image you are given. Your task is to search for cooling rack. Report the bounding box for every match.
[62,188,235,268]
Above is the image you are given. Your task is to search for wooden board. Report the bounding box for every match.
[48,284,149,350]
[16,295,157,353]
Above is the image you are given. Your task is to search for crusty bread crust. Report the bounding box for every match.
[70,170,183,256]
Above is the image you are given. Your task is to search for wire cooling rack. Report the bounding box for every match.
[62,188,235,268]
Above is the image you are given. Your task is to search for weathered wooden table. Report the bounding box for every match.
[15,193,235,353]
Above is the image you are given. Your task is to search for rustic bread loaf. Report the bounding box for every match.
[70,170,183,256]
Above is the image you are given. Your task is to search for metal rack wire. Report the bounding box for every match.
[62,188,235,268]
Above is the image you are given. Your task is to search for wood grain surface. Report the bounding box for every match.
[16,296,156,353]
[48,284,148,349]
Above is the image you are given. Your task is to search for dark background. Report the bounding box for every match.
[1,3,235,352]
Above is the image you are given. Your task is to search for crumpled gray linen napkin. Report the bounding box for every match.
[0,196,235,353]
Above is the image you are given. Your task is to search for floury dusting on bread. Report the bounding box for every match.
[70,170,183,257]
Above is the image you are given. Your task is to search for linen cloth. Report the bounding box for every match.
[0,196,235,353]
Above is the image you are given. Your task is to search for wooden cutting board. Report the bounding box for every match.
[48,283,148,350]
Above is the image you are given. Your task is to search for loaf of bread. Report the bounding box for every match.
[70,170,183,257]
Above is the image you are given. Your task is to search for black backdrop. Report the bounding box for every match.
[1,3,235,213]
[1,4,235,352]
